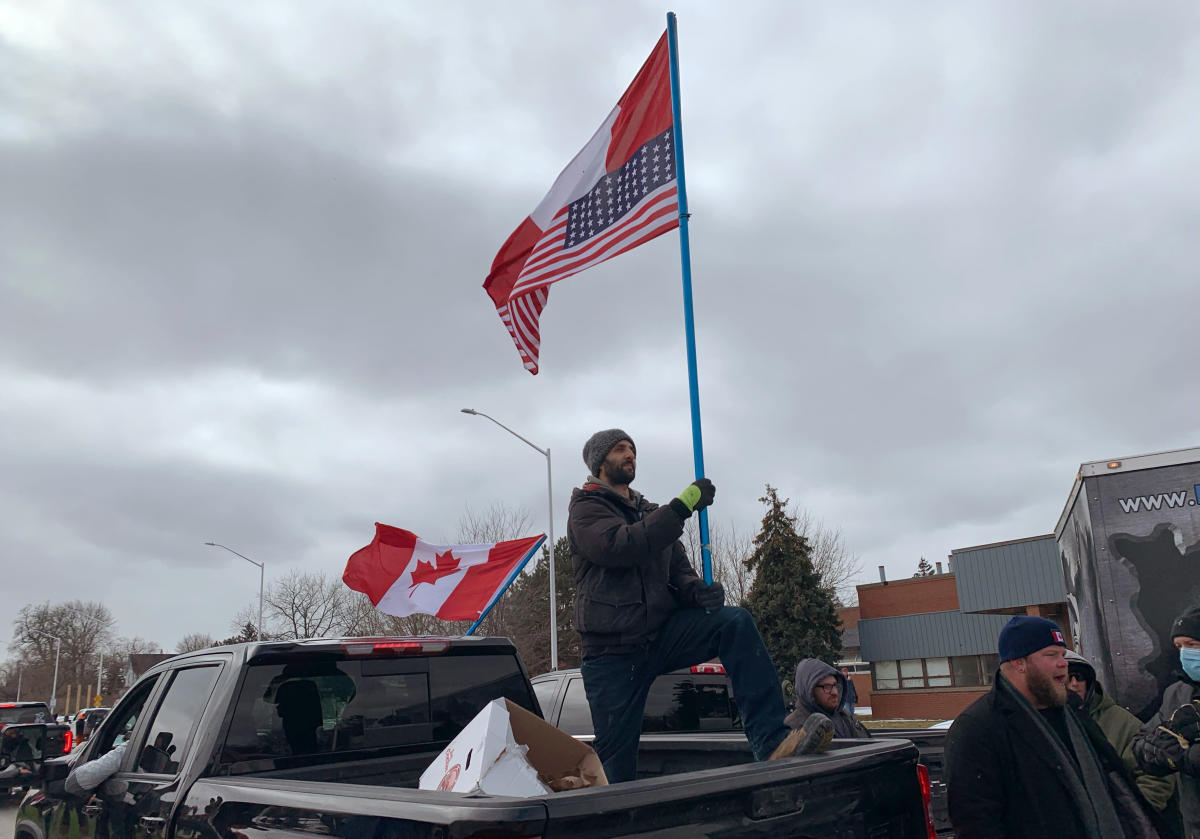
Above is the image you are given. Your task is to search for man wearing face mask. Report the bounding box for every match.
[1133,605,1200,837]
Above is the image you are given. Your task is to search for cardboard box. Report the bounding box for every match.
[419,698,607,796]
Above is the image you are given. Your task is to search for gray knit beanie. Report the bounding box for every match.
[583,429,635,477]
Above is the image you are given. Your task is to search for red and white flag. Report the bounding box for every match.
[343,523,544,621]
[483,31,677,374]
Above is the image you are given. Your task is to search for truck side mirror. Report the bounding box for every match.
[0,723,46,769]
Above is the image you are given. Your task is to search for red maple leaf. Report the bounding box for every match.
[409,549,462,589]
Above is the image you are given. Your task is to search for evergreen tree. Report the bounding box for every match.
[743,486,841,690]
[219,622,260,646]
[914,556,934,577]
[502,537,580,675]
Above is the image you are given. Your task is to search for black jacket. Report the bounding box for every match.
[568,480,703,656]
[946,675,1169,839]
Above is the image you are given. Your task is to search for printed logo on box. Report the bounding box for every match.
[437,748,462,791]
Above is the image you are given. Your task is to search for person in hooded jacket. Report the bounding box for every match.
[1066,649,1176,813]
[567,428,834,784]
[790,659,870,739]
[1133,604,1200,838]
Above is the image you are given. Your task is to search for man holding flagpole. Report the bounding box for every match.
[568,429,833,783]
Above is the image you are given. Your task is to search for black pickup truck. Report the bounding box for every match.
[534,665,950,835]
[11,637,936,839]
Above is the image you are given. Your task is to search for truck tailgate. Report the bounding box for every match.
[541,738,926,838]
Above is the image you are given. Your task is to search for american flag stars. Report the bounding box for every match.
[565,127,675,248]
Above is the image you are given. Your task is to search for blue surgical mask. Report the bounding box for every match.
[1179,647,1200,682]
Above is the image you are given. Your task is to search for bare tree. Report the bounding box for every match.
[454,502,536,637]
[682,518,755,605]
[106,636,161,693]
[9,601,117,705]
[262,570,349,640]
[176,633,218,653]
[794,509,863,605]
[456,502,533,544]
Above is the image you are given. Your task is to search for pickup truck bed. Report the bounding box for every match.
[534,666,951,834]
[177,737,924,839]
[16,636,934,839]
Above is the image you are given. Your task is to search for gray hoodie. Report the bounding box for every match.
[793,659,869,739]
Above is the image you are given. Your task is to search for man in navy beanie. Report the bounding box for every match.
[945,615,1163,838]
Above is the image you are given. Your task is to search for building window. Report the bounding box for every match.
[925,657,951,687]
[900,659,924,688]
[872,654,998,690]
[951,656,982,687]
[874,660,899,690]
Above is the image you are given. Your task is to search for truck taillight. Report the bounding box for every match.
[916,764,936,839]
[63,730,73,753]
[690,663,725,674]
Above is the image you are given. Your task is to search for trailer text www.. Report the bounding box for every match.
[1118,486,1200,513]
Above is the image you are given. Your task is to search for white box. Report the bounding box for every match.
[419,698,607,796]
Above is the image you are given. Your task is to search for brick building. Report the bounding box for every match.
[836,606,872,710]
[855,535,1069,720]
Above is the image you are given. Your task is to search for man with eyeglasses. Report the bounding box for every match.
[789,659,870,739]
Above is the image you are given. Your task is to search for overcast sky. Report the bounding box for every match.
[3,1,1198,656]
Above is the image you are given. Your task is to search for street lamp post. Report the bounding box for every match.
[204,542,265,641]
[461,408,558,670]
[27,627,61,714]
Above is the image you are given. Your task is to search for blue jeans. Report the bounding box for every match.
[579,606,791,783]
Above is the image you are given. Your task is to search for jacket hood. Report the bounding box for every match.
[1064,649,1099,708]
[794,658,842,715]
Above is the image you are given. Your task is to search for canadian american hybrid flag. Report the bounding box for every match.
[483,32,678,374]
[343,523,545,621]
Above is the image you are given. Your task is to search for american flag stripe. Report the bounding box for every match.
[481,31,675,374]
[512,185,679,295]
[518,182,678,279]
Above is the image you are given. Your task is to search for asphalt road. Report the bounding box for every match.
[2,801,17,837]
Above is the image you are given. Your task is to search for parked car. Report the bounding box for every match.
[13,637,936,839]
[72,707,110,742]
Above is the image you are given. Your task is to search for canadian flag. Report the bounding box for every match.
[342,523,545,621]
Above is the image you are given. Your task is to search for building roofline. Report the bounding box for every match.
[857,572,954,591]
[950,534,1055,555]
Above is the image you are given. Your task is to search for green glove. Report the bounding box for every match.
[676,478,715,513]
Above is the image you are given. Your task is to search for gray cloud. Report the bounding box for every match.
[3,1,1198,653]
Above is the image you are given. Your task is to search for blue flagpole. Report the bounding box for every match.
[465,535,546,635]
[666,11,712,585]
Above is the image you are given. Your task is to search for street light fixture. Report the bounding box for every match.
[204,542,265,641]
[461,408,558,670]
[26,627,61,714]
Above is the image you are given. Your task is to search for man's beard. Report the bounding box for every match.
[1027,667,1067,708]
[601,459,635,485]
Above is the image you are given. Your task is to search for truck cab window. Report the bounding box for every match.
[79,676,159,777]
[531,678,558,717]
[140,666,221,775]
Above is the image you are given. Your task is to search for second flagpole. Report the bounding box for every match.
[666,11,713,585]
